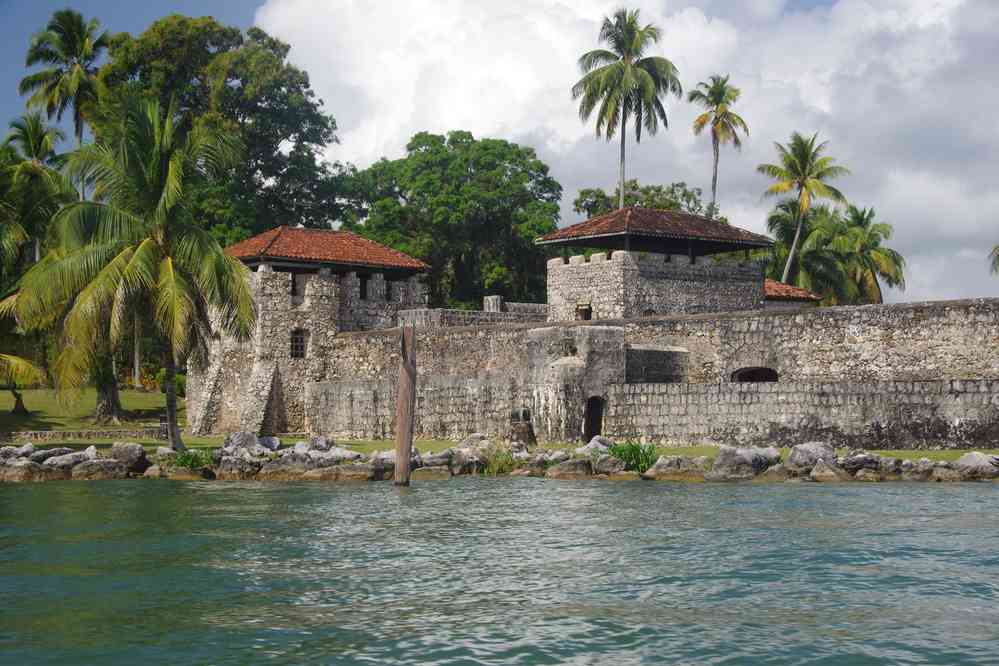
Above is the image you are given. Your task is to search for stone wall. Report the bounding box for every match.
[546,251,764,322]
[396,308,548,329]
[604,380,999,450]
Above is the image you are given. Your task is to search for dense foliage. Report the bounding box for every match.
[608,441,658,473]
[345,131,561,307]
[573,179,721,220]
[98,15,347,243]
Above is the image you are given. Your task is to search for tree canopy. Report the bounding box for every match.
[345,131,561,308]
[98,15,345,243]
[573,179,722,220]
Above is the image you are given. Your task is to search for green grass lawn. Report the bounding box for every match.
[0,388,185,432]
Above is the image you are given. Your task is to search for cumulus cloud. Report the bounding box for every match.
[255,0,999,302]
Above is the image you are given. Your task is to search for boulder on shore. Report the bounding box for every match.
[1,459,69,482]
[71,459,129,480]
[642,455,711,481]
[574,436,612,457]
[854,468,882,482]
[216,450,264,480]
[450,447,485,476]
[43,447,98,471]
[810,459,852,482]
[706,445,781,481]
[593,454,626,475]
[901,458,934,481]
[841,450,881,474]
[109,442,150,474]
[786,442,835,472]
[411,465,451,480]
[953,452,999,480]
[545,458,593,479]
[29,447,74,464]
[301,463,376,482]
[930,465,962,482]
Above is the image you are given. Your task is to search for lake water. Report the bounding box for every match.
[2,479,999,665]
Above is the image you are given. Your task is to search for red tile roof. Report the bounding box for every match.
[764,279,821,302]
[536,206,773,248]
[225,226,427,271]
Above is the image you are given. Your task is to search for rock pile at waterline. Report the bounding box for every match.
[2,435,998,484]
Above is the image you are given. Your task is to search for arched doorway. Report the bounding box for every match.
[583,396,604,441]
[730,367,779,382]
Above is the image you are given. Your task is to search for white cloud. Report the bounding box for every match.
[255,0,999,303]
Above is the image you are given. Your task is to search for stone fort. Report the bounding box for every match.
[186,207,999,449]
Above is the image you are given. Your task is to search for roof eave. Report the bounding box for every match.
[535,230,773,248]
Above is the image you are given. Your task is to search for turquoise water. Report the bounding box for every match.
[2,479,999,665]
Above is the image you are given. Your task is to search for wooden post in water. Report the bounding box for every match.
[394,324,417,486]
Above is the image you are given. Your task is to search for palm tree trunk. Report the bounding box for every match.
[76,127,84,201]
[93,349,123,424]
[781,208,804,284]
[33,237,40,263]
[710,135,720,216]
[8,387,28,415]
[133,314,141,389]
[163,351,186,451]
[619,104,626,210]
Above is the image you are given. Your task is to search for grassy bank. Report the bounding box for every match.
[0,388,184,432]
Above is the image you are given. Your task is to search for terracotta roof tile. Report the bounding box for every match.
[225,226,427,271]
[537,206,773,248]
[764,279,821,301]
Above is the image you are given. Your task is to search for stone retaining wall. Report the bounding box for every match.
[604,380,999,450]
[0,428,163,443]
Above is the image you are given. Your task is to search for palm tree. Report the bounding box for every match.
[757,132,849,282]
[19,9,109,197]
[990,246,999,274]
[3,112,70,261]
[766,201,854,304]
[0,352,44,416]
[688,74,748,215]
[12,97,255,450]
[572,9,682,210]
[837,206,905,303]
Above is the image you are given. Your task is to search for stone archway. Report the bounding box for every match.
[730,367,779,382]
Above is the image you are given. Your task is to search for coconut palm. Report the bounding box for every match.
[757,132,849,282]
[12,97,255,449]
[19,9,109,197]
[0,352,44,415]
[990,246,999,274]
[572,8,682,210]
[3,112,71,261]
[688,74,748,215]
[766,201,854,304]
[838,206,905,303]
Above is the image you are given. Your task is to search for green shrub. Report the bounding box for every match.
[155,369,187,398]
[609,441,658,473]
[482,443,518,476]
[174,449,213,471]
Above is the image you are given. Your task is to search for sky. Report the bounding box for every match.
[2,0,997,303]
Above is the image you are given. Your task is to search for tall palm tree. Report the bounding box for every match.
[572,8,682,210]
[757,132,849,282]
[3,112,70,261]
[12,97,255,450]
[838,205,905,303]
[688,74,748,215]
[19,9,109,197]
[990,246,999,274]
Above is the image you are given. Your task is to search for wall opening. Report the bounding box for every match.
[575,304,592,321]
[290,328,309,359]
[583,396,604,441]
[359,275,369,300]
[731,367,778,382]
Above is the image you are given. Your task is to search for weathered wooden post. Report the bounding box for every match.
[394,324,417,486]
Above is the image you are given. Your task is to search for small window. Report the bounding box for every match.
[359,275,369,300]
[290,329,308,359]
[291,273,303,297]
[731,367,778,382]
[575,305,592,321]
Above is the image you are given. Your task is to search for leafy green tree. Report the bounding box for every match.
[688,74,748,214]
[757,132,849,282]
[11,97,255,449]
[3,113,73,261]
[572,8,681,210]
[347,131,561,307]
[100,16,343,238]
[19,9,109,196]
[573,179,722,219]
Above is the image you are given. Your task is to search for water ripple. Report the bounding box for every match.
[2,479,999,664]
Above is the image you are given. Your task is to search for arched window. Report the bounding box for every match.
[290,329,309,359]
[731,367,778,382]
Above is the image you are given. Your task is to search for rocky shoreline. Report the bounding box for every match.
[1,435,998,484]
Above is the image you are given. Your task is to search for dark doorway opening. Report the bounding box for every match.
[575,304,592,321]
[583,396,605,441]
[731,367,779,382]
